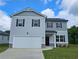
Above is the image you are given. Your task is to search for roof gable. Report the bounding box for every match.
[11,8,46,17]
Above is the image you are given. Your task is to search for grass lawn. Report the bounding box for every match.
[0,44,9,53]
[43,44,78,59]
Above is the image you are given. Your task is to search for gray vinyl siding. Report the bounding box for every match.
[46,21,67,31]
[10,10,68,46]
[46,21,68,44]
[10,11,45,44]
[10,16,45,36]
[0,35,9,44]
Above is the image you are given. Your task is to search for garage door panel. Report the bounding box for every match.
[13,37,42,48]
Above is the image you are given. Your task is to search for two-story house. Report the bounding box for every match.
[9,8,68,48]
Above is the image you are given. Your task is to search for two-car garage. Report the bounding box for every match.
[12,37,42,48]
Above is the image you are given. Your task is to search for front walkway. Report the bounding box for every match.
[0,48,44,59]
[42,46,53,50]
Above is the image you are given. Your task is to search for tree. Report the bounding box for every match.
[68,26,78,44]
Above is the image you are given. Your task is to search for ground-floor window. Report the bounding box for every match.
[60,35,65,42]
[56,35,59,42]
[56,35,65,42]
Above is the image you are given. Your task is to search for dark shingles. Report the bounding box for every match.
[46,18,68,22]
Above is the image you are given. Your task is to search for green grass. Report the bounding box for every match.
[43,44,78,59]
[0,44,9,53]
[0,44,77,59]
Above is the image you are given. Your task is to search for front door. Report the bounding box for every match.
[45,37,49,46]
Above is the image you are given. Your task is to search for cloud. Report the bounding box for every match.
[41,8,78,28]
[61,0,78,15]
[41,0,78,28]
[61,0,76,10]
[0,0,6,6]
[0,10,11,31]
[60,0,78,27]
[69,1,78,16]
[55,0,61,5]
[41,8,54,18]
[56,11,78,28]
[41,0,52,4]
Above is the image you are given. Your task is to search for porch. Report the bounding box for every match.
[45,31,57,48]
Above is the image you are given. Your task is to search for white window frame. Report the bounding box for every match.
[56,35,59,42]
[47,22,53,28]
[32,19,40,27]
[56,35,65,42]
[16,19,25,27]
[56,22,62,28]
[60,35,65,42]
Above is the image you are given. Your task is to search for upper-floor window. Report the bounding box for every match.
[32,19,40,27]
[16,19,25,27]
[56,22,62,28]
[47,22,53,28]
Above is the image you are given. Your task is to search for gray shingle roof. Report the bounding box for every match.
[46,31,57,33]
[0,32,9,36]
[46,18,68,22]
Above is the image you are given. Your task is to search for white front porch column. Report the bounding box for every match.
[54,33,56,48]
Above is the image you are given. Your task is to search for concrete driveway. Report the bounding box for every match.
[0,48,44,59]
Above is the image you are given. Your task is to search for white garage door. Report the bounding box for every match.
[13,37,42,48]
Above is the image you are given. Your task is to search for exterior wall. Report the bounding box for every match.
[10,12,45,45]
[46,21,68,47]
[56,31,68,43]
[0,35,9,44]
[48,31,68,47]
[46,21,67,31]
[46,20,68,47]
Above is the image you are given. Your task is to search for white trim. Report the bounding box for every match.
[54,33,56,48]
[56,42,68,44]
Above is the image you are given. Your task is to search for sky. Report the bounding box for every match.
[0,0,78,31]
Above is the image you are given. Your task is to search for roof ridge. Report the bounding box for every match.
[23,8,34,11]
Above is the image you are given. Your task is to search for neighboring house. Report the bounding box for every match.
[0,31,9,44]
[9,8,68,48]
